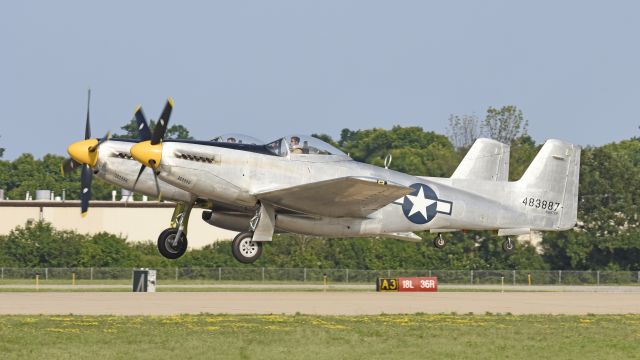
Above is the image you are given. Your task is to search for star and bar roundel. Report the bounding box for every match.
[398,183,453,224]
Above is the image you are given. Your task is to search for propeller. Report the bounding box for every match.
[64,89,110,217]
[130,98,174,201]
[61,158,81,176]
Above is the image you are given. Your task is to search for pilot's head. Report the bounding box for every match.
[290,136,300,145]
[227,137,236,143]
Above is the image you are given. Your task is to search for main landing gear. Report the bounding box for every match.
[157,201,194,260]
[229,203,275,264]
[231,232,263,264]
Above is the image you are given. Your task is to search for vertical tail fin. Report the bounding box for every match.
[517,139,581,230]
[452,138,510,181]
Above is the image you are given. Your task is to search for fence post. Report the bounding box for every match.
[218,267,222,281]
[90,267,93,281]
[1,267,3,280]
[262,267,265,282]
[513,270,516,286]
[637,271,639,284]
[387,269,391,278]
[470,270,473,284]
[175,267,179,281]
[346,269,349,283]
[45,268,48,281]
[558,270,562,285]
[303,268,307,282]
[596,271,600,286]
[429,270,432,277]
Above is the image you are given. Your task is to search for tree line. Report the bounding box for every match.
[0,106,639,270]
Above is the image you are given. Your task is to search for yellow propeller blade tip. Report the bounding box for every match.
[134,105,141,113]
[81,212,88,218]
[168,97,174,107]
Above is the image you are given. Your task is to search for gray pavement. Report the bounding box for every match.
[1,291,639,315]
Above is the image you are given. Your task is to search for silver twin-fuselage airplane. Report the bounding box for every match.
[67,99,580,263]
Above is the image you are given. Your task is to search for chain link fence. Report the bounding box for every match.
[1,267,639,286]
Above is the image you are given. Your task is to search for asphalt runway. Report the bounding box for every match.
[1,291,639,315]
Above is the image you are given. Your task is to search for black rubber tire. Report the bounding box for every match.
[230,232,244,260]
[231,232,263,264]
[502,238,515,252]
[433,235,446,249]
[157,228,188,259]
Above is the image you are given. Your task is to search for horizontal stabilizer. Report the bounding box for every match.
[383,232,423,242]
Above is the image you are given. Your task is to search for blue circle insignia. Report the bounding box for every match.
[402,183,442,224]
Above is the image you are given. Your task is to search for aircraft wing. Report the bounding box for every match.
[254,177,413,218]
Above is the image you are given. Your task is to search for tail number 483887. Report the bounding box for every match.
[522,197,560,211]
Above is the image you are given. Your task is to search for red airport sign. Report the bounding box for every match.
[376,277,438,292]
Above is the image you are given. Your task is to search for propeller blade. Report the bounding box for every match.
[88,131,111,153]
[153,170,162,201]
[131,165,146,194]
[80,164,93,217]
[61,158,81,176]
[85,89,91,140]
[150,98,173,145]
[134,106,152,141]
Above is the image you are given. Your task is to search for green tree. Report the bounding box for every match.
[541,139,640,270]
[0,153,117,200]
[508,135,539,180]
[446,113,480,149]
[338,126,458,176]
[0,220,85,267]
[0,135,5,158]
[482,105,529,144]
[79,232,140,267]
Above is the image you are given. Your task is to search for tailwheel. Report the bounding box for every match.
[433,233,446,249]
[502,237,515,253]
[157,228,188,259]
[231,232,263,264]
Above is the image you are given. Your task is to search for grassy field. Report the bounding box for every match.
[0,314,639,359]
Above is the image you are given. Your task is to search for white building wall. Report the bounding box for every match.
[0,203,236,249]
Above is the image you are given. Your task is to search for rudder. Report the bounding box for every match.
[517,139,581,230]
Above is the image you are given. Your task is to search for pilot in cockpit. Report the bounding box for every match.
[290,136,303,154]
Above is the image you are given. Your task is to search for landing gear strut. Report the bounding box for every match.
[231,232,263,264]
[157,201,194,260]
[433,233,446,249]
[502,237,515,252]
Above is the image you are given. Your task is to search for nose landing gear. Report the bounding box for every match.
[157,201,194,260]
[157,228,188,259]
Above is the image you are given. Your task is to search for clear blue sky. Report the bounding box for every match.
[1,1,639,160]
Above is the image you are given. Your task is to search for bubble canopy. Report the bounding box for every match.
[211,133,264,145]
[266,135,346,156]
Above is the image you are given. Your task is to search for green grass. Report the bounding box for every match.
[0,314,639,359]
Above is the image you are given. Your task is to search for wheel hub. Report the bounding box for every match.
[239,237,259,257]
[165,234,181,253]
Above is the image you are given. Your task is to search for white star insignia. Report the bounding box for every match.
[405,186,436,219]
